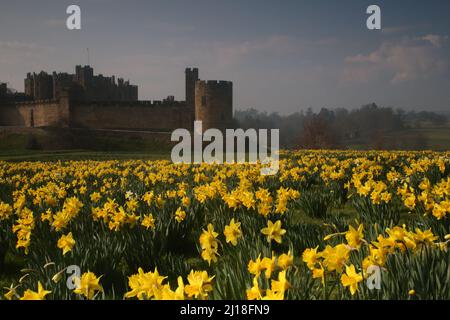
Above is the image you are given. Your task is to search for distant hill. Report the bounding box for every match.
[431,110,450,118]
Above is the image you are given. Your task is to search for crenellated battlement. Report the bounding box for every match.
[13,99,59,105]
[185,67,199,73]
[76,100,188,108]
[199,80,233,87]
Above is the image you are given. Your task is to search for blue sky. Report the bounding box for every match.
[1,0,450,113]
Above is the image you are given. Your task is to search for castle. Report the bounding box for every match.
[0,66,233,132]
[24,66,138,102]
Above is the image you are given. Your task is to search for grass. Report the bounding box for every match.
[0,150,171,162]
[0,252,26,291]
[2,124,450,158]
[0,127,174,156]
[411,127,450,150]
[345,126,450,151]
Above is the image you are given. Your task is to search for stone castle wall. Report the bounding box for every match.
[70,101,193,131]
[1,100,193,131]
[0,99,68,127]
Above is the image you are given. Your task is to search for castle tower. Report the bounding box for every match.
[25,71,53,100]
[75,65,94,88]
[25,73,34,98]
[195,80,233,132]
[0,83,7,103]
[185,68,199,111]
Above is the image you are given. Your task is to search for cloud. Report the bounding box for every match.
[381,25,415,35]
[211,35,300,67]
[418,34,449,48]
[342,35,449,84]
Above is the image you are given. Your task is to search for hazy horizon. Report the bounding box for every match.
[1,0,450,115]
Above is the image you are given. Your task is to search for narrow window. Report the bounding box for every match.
[30,109,34,127]
[202,96,207,106]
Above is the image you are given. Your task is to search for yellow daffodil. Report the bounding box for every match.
[248,255,264,277]
[0,202,13,221]
[261,255,276,279]
[261,220,286,244]
[312,265,325,286]
[124,267,167,300]
[302,246,320,270]
[223,218,242,246]
[246,276,262,300]
[341,264,363,295]
[90,192,101,203]
[345,224,364,249]
[73,272,103,300]
[20,282,51,300]
[4,286,18,300]
[199,224,219,265]
[175,207,186,222]
[141,214,155,230]
[57,232,75,255]
[277,251,294,270]
[184,270,215,300]
[270,270,290,295]
[322,244,351,273]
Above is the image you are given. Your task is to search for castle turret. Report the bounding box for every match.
[195,80,233,132]
[75,65,94,88]
[0,83,7,103]
[25,73,34,98]
[24,71,53,100]
[185,68,199,111]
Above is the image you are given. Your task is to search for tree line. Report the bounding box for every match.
[234,103,448,150]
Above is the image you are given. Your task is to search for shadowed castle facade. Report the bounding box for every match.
[0,67,232,132]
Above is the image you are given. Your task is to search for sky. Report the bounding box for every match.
[1,0,450,114]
